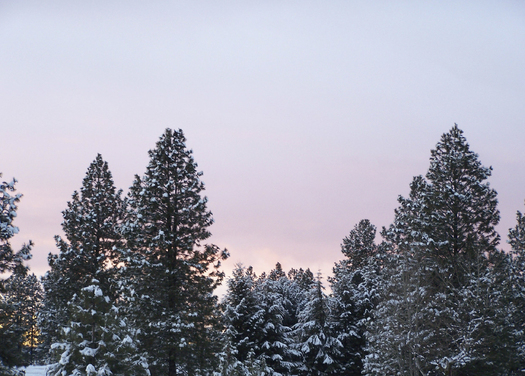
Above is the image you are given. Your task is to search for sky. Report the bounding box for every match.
[1,1,525,287]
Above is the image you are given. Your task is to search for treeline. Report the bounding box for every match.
[1,125,525,375]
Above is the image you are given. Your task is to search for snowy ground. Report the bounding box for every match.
[23,366,49,376]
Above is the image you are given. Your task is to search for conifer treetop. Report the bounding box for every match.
[509,203,525,253]
[61,153,123,249]
[126,128,213,253]
[1,173,32,279]
[425,124,500,258]
[341,219,377,270]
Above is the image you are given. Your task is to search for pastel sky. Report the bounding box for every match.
[1,1,525,285]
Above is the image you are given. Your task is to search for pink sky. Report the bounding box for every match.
[1,1,525,286]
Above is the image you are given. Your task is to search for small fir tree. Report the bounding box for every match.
[294,274,341,376]
[258,264,297,375]
[221,265,264,368]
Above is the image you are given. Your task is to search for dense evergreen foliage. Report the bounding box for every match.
[3,125,525,375]
[48,279,148,376]
[120,129,228,376]
[365,125,518,375]
[0,174,34,374]
[509,204,525,372]
[330,219,382,376]
[40,154,125,368]
[3,272,43,366]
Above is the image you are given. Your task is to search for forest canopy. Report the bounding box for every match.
[1,125,525,376]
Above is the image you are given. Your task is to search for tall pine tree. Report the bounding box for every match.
[40,155,124,359]
[121,128,228,376]
[365,125,511,375]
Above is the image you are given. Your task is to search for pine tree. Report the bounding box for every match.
[121,128,228,376]
[424,125,500,281]
[330,219,381,375]
[509,203,525,371]
[40,155,124,357]
[222,265,263,364]
[365,125,510,375]
[421,125,509,374]
[294,274,341,376]
[48,279,149,376]
[258,263,298,375]
[0,174,32,290]
[0,174,32,374]
[220,265,265,375]
[365,176,439,376]
[3,272,43,365]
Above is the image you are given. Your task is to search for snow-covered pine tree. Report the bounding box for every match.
[422,124,512,374]
[3,272,43,365]
[424,125,500,280]
[219,265,265,375]
[258,263,298,375]
[48,279,149,376]
[509,202,525,371]
[121,128,228,376]
[366,125,512,375]
[365,176,439,376]
[330,219,381,375]
[40,155,124,357]
[0,174,33,374]
[0,174,32,283]
[293,274,341,376]
[285,267,315,328]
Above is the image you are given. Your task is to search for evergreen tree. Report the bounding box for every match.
[294,274,341,376]
[258,263,297,375]
[220,265,265,375]
[40,154,124,357]
[330,219,381,375]
[222,265,263,365]
[365,125,510,375]
[509,202,525,371]
[0,174,32,286]
[3,272,43,365]
[48,279,149,376]
[285,267,315,330]
[365,176,440,376]
[121,128,228,376]
[0,174,32,374]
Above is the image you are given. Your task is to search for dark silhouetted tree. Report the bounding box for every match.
[365,125,511,375]
[121,128,228,376]
[40,155,124,359]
